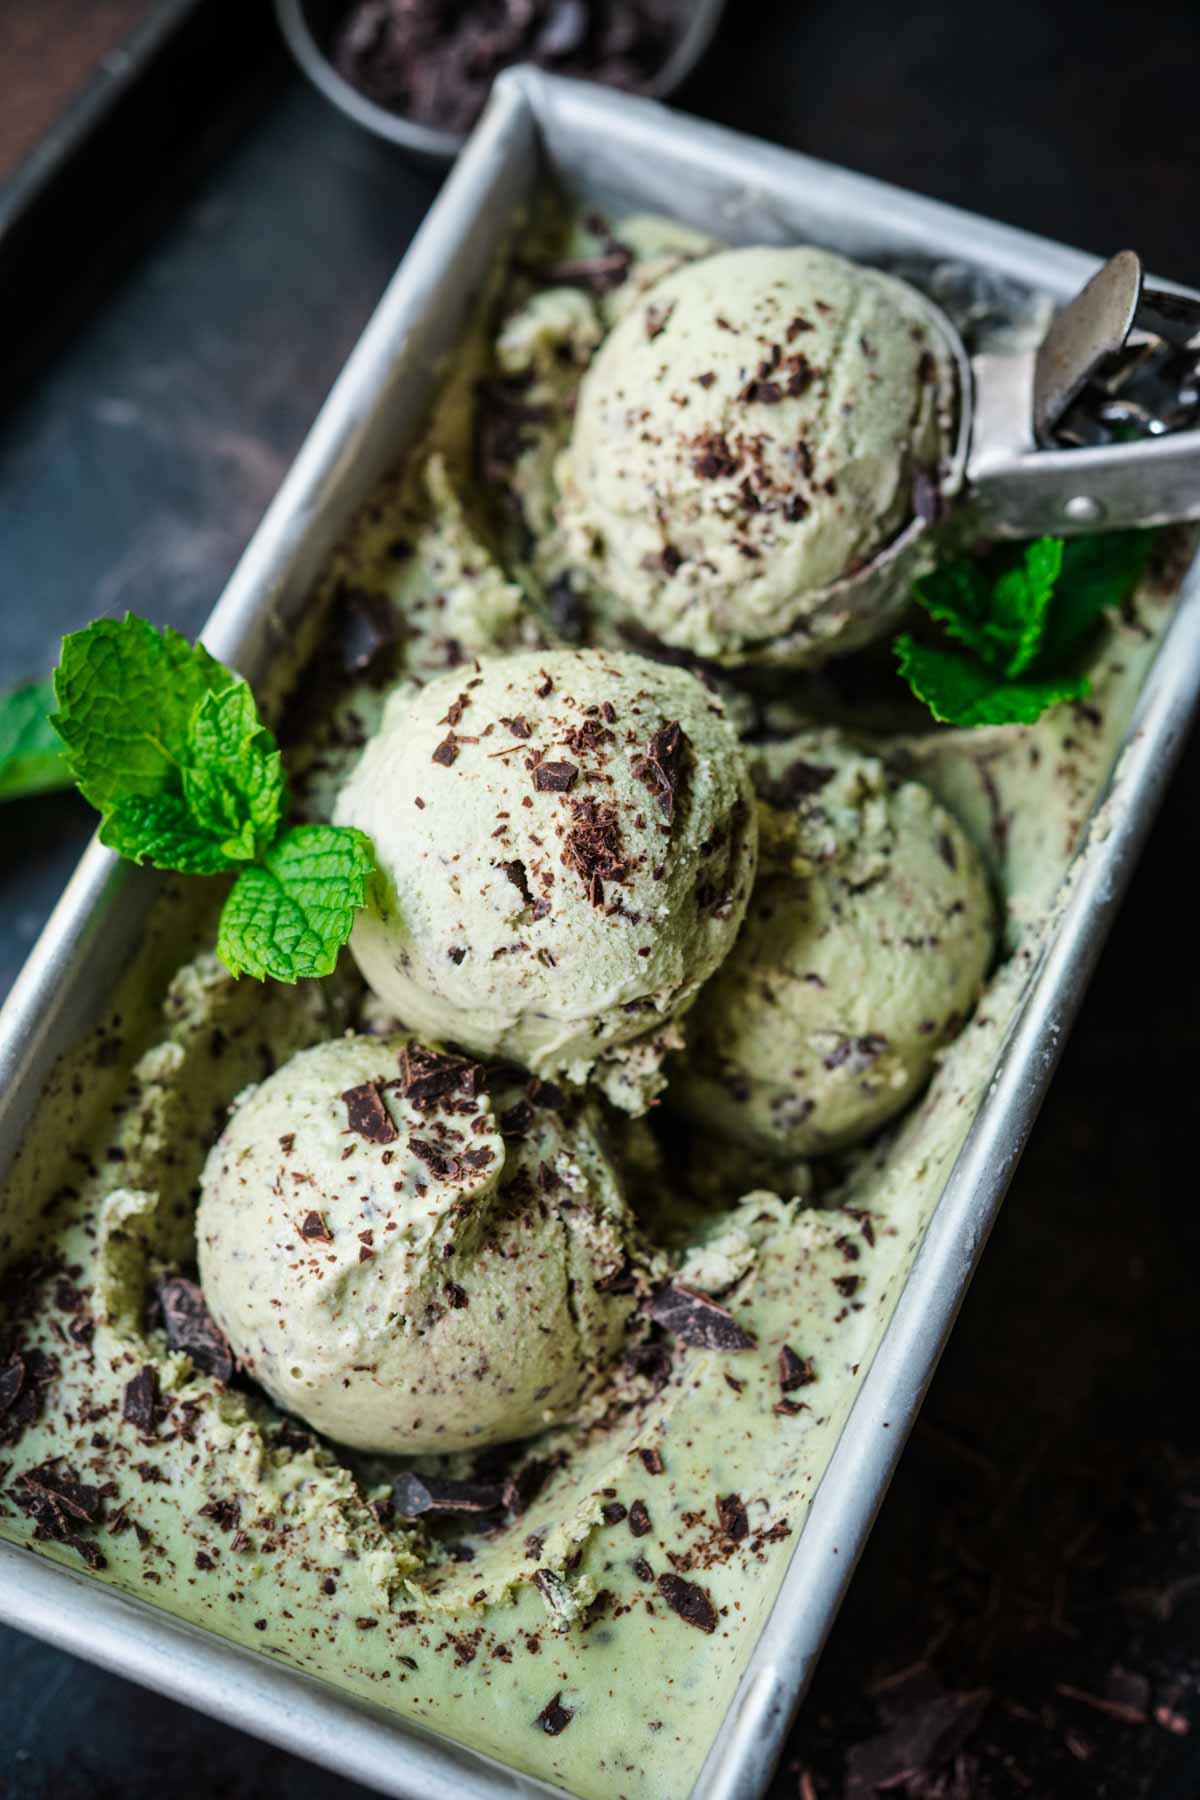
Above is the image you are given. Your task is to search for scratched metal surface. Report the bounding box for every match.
[1,0,1198,1794]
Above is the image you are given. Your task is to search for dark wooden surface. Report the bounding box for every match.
[2,1,1199,1794]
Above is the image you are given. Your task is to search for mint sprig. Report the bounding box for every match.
[0,679,72,801]
[50,615,373,984]
[895,532,1153,728]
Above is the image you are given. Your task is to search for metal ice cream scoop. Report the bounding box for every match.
[756,250,1200,670]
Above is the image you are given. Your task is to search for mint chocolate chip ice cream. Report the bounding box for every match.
[334,647,757,1100]
[556,245,955,665]
[671,732,996,1157]
[197,1034,650,1453]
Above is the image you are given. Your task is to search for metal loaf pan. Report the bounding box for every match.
[3,67,1200,1800]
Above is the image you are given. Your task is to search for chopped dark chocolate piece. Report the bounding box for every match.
[409,1139,461,1180]
[778,1346,817,1391]
[535,1691,575,1735]
[400,1043,483,1109]
[122,1366,160,1437]
[445,1282,469,1309]
[503,714,532,739]
[393,1472,506,1518]
[602,1501,628,1525]
[499,859,533,905]
[342,1080,399,1144]
[628,1499,652,1538]
[638,1445,664,1476]
[499,1100,534,1139]
[300,1211,333,1243]
[657,1571,718,1632]
[632,719,689,821]
[717,1493,750,1542]
[633,1555,655,1582]
[533,760,579,793]
[156,1274,233,1382]
[432,737,459,767]
[644,1284,756,1351]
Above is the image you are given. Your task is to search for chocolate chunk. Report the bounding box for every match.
[0,1357,24,1415]
[628,1499,652,1538]
[533,760,578,793]
[633,1555,654,1582]
[122,1366,160,1437]
[602,1501,628,1525]
[645,299,675,339]
[503,714,532,739]
[499,1100,534,1139]
[778,1346,817,1392]
[822,1034,888,1073]
[638,1445,665,1476]
[499,859,533,905]
[657,1572,718,1632]
[535,1692,575,1735]
[538,248,632,294]
[393,1472,506,1518]
[409,1139,461,1181]
[199,1497,241,1532]
[717,1493,750,1541]
[156,1279,234,1383]
[10,1461,108,1568]
[741,378,783,404]
[300,1211,333,1243]
[633,721,689,821]
[692,432,740,481]
[526,1077,565,1111]
[432,737,459,767]
[445,1282,469,1309]
[342,1081,399,1144]
[400,1043,483,1110]
[644,1284,756,1351]
[660,544,682,576]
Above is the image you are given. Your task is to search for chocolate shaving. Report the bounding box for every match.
[533,760,578,793]
[342,1081,399,1144]
[562,795,628,908]
[535,1691,575,1735]
[393,1472,505,1518]
[632,721,688,821]
[717,1493,750,1541]
[778,1346,817,1392]
[657,1571,718,1632]
[122,1366,160,1437]
[644,1284,756,1351]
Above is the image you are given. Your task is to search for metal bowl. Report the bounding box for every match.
[274,0,727,163]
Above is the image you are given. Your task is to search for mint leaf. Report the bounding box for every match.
[900,531,1154,728]
[1036,531,1152,667]
[0,679,71,800]
[896,636,1087,728]
[98,792,241,875]
[217,825,374,982]
[52,614,232,812]
[181,683,285,863]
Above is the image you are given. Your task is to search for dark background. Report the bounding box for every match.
[2,2,1199,1795]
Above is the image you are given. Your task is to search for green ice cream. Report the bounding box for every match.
[672,732,996,1157]
[197,1035,647,1454]
[334,648,757,1101]
[557,245,955,664]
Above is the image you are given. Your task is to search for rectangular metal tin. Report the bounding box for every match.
[3,67,1200,1800]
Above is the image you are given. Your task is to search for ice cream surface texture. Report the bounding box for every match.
[672,733,996,1157]
[557,245,953,664]
[197,1034,646,1453]
[334,647,758,1094]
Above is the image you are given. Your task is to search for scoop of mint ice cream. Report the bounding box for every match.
[197,1034,649,1453]
[333,648,757,1096]
[556,245,954,665]
[670,732,994,1156]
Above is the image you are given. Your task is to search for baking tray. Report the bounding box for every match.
[3,67,1200,1800]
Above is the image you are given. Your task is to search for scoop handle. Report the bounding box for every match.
[963,251,1200,537]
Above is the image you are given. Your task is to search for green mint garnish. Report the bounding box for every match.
[0,679,72,801]
[895,531,1153,728]
[50,614,373,984]
[217,825,375,983]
